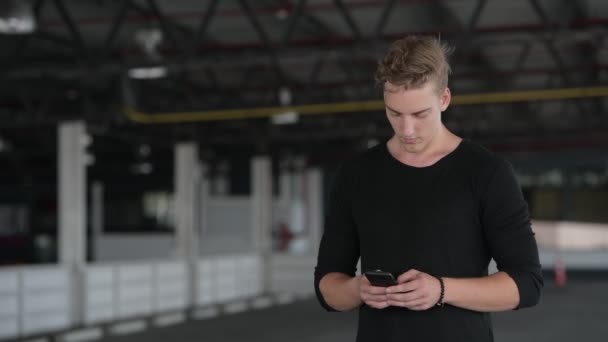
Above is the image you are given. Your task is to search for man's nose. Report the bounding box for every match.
[401,116,415,136]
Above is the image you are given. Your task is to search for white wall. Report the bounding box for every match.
[200,196,254,254]
[95,234,175,261]
[0,255,263,341]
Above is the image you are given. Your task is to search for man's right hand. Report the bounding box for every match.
[360,275,390,309]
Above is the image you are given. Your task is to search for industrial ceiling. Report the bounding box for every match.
[0,0,607,166]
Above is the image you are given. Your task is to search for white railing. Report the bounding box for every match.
[0,254,262,341]
[532,220,608,269]
[196,255,262,306]
[533,220,608,250]
[0,270,19,340]
[0,265,72,340]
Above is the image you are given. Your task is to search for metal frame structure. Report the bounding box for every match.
[0,0,606,157]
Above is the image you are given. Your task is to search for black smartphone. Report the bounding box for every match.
[364,270,398,287]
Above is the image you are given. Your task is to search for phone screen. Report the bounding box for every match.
[364,270,397,287]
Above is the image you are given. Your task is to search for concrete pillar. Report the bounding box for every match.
[213,160,230,195]
[90,181,104,261]
[57,120,87,325]
[290,157,306,237]
[306,168,323,254]
[279,159,291,204]
[58,121,87,265]
[174,143,200,305]
[198,162,210,246]
[251,156,272,292]
[561,171,575,221]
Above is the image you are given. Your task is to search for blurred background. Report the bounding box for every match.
[0,0,606,341]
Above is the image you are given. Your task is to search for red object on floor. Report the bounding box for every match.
[554,257,567,287]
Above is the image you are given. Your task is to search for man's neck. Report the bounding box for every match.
[389,128,461,167]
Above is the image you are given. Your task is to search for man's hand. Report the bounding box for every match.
[359,275,390,309]
[385,269,442,311]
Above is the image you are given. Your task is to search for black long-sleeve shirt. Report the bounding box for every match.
[314,139,543,342]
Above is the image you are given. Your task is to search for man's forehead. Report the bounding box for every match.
[383,81,432,93]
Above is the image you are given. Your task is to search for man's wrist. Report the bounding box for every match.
[434,275,445,307]
[440,277,453,305]
[348,275,362,304]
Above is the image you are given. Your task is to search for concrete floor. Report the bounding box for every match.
[98,278,608,342]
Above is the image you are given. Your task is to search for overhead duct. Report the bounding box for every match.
[124,86,608,124]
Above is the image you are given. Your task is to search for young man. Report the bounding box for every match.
[314,36,543,342]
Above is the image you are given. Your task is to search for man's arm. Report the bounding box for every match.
[318,273,362,311]
[442,271,519,312]
[320,272,395,311]
[314,161,362,312]
[386,269,519,312]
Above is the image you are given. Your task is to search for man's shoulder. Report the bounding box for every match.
[340,143,386,171]
[459,139,505,167]
[458,140,515,185]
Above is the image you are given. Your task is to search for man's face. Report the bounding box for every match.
[383,81,451,154]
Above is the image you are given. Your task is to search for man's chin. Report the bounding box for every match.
[399,143,422,154]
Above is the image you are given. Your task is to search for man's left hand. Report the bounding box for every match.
[386,269,442,311]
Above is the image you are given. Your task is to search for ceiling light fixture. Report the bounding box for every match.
[127,66,168,80]
[272,87,299,125]
[127,28,168,80]
[0,1,36,35]
[271,110,299,125]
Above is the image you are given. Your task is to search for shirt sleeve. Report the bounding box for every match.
[314,162,360,311]
[480,158,544,309]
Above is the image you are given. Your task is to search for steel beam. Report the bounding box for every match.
[53,0,88,58]
[238,0,285,84]
[334,0,361,40]
[103,0,130,53]
[282,0,308,45]
[191,0,219,56]
[374,0,397,39]
[146,0,185,55]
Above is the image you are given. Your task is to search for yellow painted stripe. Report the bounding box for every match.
[125,86,608,124]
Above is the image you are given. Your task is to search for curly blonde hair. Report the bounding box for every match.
[375,35,453,94]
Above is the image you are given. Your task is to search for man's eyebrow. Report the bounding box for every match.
[385,105,431,116]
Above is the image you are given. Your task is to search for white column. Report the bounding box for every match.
[290,157,306,238]
[251,156,272,292]
[278,159,291,204]
[174,143,200,306]
[90,181,104,261]
[213,160,230,195]
[174,143,200,259]
[57,120,87,325]
[306,168,323,254]
[198,162,210,248]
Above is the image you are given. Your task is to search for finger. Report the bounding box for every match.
[397,269,420,283]
[361,293,388,302]
[388,298,427,309]
[410,302,433,311]
[361,284,389,295]
[386,281,418,294]
[366,300,390,309]
[387,291,425,303]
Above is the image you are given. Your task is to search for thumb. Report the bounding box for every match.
[397,269,419,283]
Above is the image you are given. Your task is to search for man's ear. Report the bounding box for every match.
[440,87,451,112]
